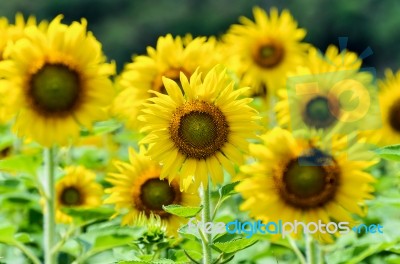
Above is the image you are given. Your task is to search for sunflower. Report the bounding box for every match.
[138,65,259,191]
[236,128,377,242]
[55,166,103,223]
[369,69,400,145]
[222,6,308,97]
[104,148,200,235]
[0,14,48,124]
[0,15,115,146]
[275,46,378,134]
[112,34,221,128]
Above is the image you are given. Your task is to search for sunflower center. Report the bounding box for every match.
[180,112,216,148]
[278,149,339,209]
[253,42,284,68]
[169,100,229,159]
[388,100,400,132]
[29,64,80,114]
[303,95,339,129]
[140,179,176,210]
[60,187,82,206]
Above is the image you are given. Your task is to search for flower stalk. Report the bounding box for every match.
[43,147,57,264]
[200,179,212,264]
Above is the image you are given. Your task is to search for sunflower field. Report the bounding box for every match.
[0,1,400,264]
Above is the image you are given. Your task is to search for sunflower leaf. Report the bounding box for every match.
[61,207,114,224]
[375,145,400,161]
[0,224,17,243]
[219,181,240,199]
[118,259,182,264]
[213,238,258,254]
[162,204,203,218]
[0,153,42,175]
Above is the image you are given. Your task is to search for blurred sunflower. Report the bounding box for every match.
[0,15,115,146]
[138,66,259,191]
[112,34,221,128]
[371,69,400,145]
[236,128,376,242]
[56,166,103,223]
[222,6,308,97]
[104,148,200,235]
[0,14,47,123]
[275,46,377,133]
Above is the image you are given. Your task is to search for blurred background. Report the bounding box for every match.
[0,0,398,75]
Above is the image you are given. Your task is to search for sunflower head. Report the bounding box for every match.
[112,34,221,129]
[138,65,259,191]
[275,46,378,135]
[369,69,400,145]
[0,15,115,146]
[105,148,200,236]
[222,6,308,97]
[55,166,103,224]
[236,128,376,242]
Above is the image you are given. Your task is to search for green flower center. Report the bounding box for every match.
[303,96,338,129]
[60,187,82,206]
[30,64,80,114]
[388,100,400,132]
[180,112,217,148]
[140,179,176,211]
[170,100,229,159]
[253,42,284,68]
[278,149,339,208]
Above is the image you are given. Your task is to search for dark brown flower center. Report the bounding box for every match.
[388,100,400,132]
[169,100,229,159]
[138,178,180,218]
[29,63,80,115]
[277,149,339,209]
[303,95,340,129]
[252,42,284,68]
[60,187,82,206]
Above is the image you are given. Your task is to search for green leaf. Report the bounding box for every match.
[345,241,400,264]
[0,224,17,243]
[14,233,32,243]
[61,207,114,223]
[162,204,202,218]
[118,259,181,264]
[213,238,258,254]
[0,153,41,175]
[92,233,134,252]
[219,181,240,198]
[93,119,122,135]
[375,145,400,161]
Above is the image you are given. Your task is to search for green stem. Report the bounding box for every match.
[200,181,212,264]
[305,233,315,264]
[44,147,57,264]
[52,224,76,255]
[14,241,42,264]
[287,236,306,264]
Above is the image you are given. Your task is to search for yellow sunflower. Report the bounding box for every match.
[369,69,400,145]
[138,65,259,191]
[236,128,377,242]
[275,46,378,134]
[0,15,115,146]
[222,6,308,97]
[112,34,221,128]
[56,166,103,223]
[0,14,47,123]
[104,148,200,235]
